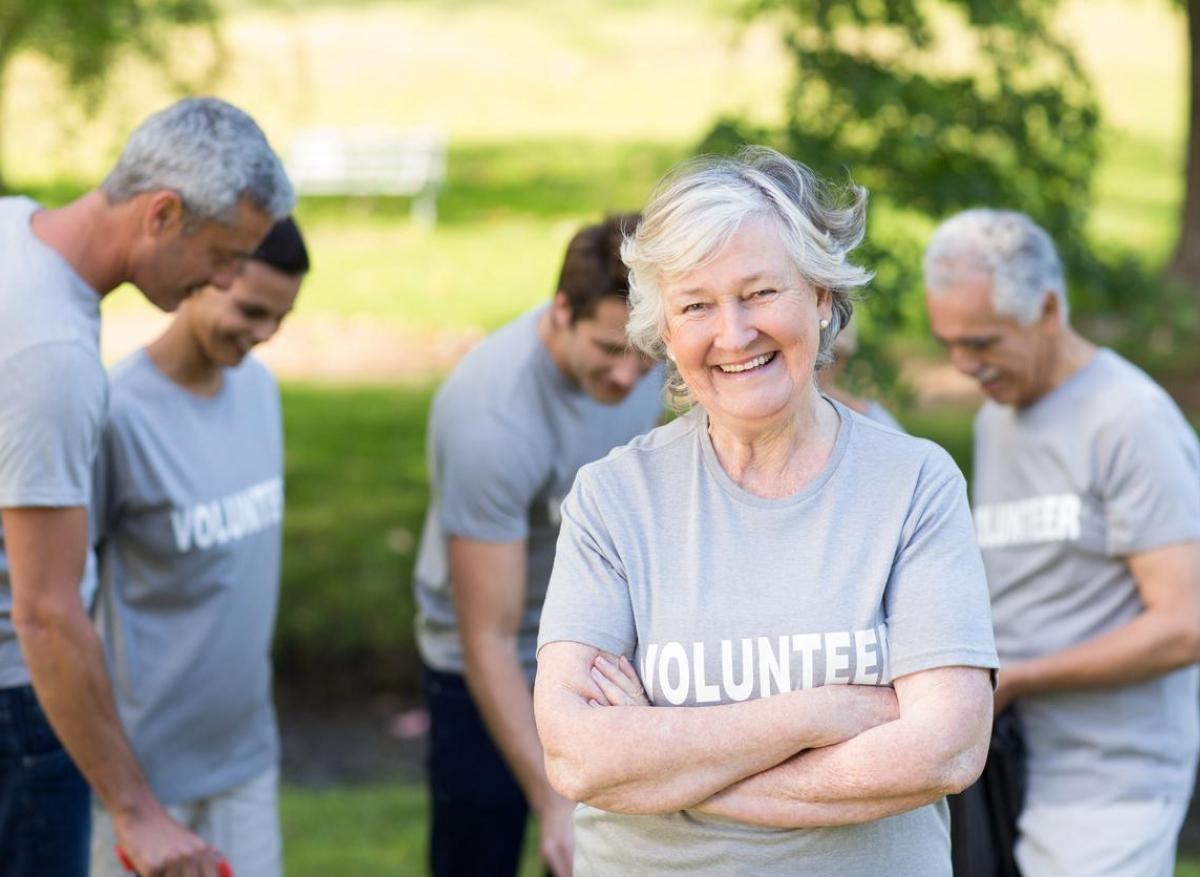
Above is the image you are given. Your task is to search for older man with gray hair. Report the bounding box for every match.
[924,209,1200,876]
[0,97,293,876]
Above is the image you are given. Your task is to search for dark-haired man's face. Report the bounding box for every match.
[187,259,302,368]
[559,295,655,404]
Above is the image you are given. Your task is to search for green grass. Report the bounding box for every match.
[275,382,433,691]
[281,782,543,876]
[280,780,1200,877]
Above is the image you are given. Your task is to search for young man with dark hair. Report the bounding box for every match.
[85,218,308,877]
[413,214,663,876]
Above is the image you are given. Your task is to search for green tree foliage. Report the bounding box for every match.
[700,0,1165,387]
[0,0,222,191]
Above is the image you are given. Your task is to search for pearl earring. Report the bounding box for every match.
[819,318,830,331]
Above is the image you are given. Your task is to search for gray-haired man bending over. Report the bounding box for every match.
[0,97,293,876]
[924,209,1200,876]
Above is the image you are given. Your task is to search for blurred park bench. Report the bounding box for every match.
[286,128,448,226]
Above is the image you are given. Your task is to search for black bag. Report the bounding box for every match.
[949,709,1026,877]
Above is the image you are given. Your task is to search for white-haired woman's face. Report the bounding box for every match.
[660,215,830,429]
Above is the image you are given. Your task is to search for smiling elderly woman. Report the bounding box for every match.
[531,147,999,876]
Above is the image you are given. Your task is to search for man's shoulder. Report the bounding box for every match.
[432,311,548,431]
[1074,350,1186,434]
[0,200,99,359]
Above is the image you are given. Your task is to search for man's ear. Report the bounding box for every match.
[551,290,573,330]
[1038,290,1064,332]
[143,191,186,239]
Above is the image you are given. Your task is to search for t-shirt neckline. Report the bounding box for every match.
[135,347,233,405]
[696,396,853,508]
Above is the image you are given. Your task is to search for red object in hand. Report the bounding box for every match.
[116,845,233,877]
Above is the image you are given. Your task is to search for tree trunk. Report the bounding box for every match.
[1167,0,1200,286]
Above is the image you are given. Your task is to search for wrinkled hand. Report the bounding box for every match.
[115,803,222,877]
[538,793,576,877]
[588,653,650,707]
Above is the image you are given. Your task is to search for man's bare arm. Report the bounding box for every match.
[996,541,1200,709]
[6,506,219,876]
[451,536,574,877]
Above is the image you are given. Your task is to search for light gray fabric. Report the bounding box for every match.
[537,401,998,876]
[90,350,283,803]
[90,765,282,877]
[1015,798,1187,877]
[864,400,904,432]
[413,306,663,679]
[0,196,106,688]
[974,348,1200,806]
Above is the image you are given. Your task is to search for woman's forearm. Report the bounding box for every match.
[700,776,939,828]
[534,644,898,815]
[694,666,993,828]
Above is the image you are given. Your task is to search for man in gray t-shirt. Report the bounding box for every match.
[413,215,663,876]
[0,99,292,876]
[924,209,1200,875]
[86,219,308,877]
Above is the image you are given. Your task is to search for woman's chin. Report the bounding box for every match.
[706,390,798,429]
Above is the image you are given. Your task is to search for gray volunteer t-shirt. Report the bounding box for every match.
[0,196,106,689]
[90,350,284,803]
[538,401,998,876]
[413,305,663,680]
[974,348,1200,806]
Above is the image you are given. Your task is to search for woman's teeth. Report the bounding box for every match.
[718,352,775,374]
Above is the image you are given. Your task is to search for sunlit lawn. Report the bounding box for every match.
[280,780,1200,877]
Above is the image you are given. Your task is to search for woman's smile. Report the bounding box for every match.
[713,351,778,375]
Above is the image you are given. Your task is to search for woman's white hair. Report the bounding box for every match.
[101,97,295,224]
[923,209,1067,325]
[622,146,873,408]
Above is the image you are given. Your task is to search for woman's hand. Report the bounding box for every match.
[588,653,650,707]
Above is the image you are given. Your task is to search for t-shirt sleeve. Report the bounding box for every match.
[0,343,107,509]
[435,416,547,543]
[1098,401,1200,556]
[885,449,999,681]
[537,468,636,658]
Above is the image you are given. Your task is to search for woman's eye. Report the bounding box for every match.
[753,288,778,299]
[682,302,707,314]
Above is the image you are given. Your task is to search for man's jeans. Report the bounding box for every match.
[0,684,90,876]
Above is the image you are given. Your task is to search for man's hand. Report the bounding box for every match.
[538,793,576,877]
[992,665,1022,714]
[115,802,222,877]
[5,507,222,877]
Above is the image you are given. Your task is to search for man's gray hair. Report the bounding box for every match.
[923,209,1067,325]
[101,97,295,224]
[622,146,873,408]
